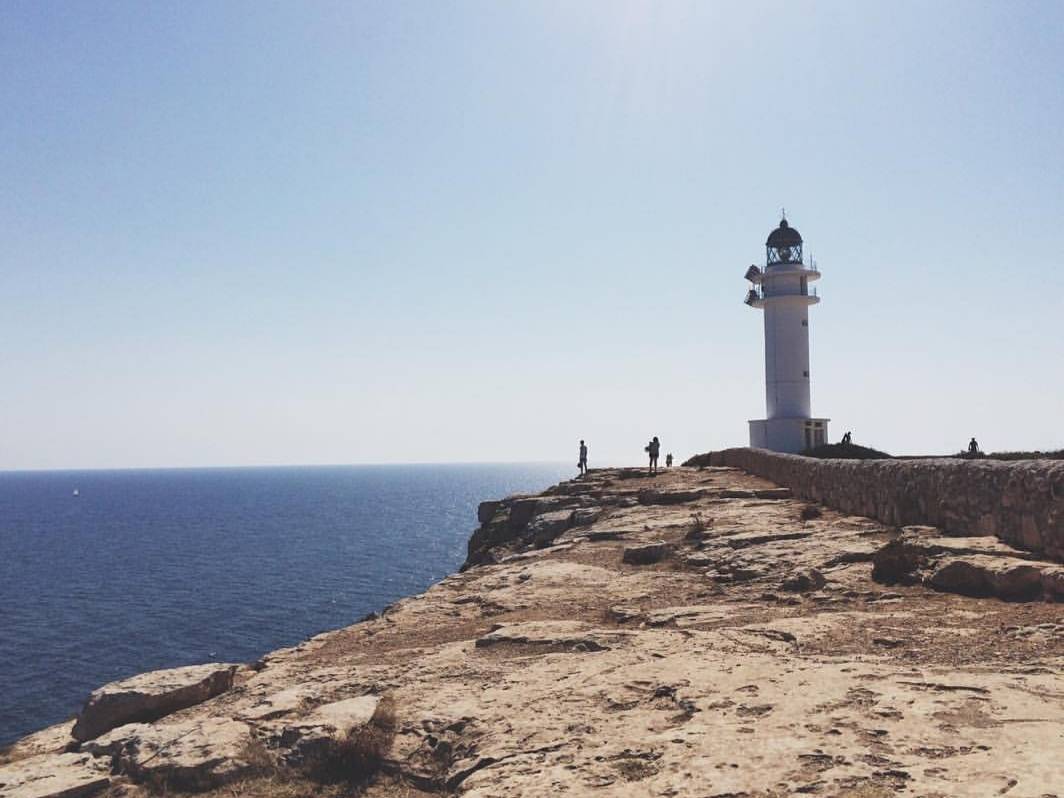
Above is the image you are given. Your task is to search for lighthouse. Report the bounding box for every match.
[744,216,829,453]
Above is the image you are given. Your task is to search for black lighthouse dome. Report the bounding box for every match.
[766,218,802,247]
[766,217,803,265]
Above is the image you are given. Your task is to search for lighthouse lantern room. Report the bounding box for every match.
[744,216,829,453]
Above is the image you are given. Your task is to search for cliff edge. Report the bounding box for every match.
[2,465,1062,797]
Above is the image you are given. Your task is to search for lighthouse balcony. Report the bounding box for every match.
[766,264,821,281]
[745,286,819,307]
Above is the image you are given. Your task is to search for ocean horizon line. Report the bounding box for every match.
[0,459,581,476]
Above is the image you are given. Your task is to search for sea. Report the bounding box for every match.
[0,462,571,747]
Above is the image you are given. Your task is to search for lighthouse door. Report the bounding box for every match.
[803,421,826,451]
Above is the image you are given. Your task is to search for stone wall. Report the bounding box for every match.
[707,448,1064,563]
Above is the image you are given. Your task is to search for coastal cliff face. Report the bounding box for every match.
[3,465,1063,797]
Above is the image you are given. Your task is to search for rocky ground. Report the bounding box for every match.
[3,465,1063,798]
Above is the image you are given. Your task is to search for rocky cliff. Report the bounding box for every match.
[3,465,1063,798]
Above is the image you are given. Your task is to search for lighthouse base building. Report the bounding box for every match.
[745,217,829,454]
[748,417,829,455]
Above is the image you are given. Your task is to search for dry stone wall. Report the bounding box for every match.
[708,448,1064,563]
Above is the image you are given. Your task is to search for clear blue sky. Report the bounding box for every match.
[2,1,1062,469]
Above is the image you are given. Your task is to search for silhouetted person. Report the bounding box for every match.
[968,437,980,455]
[578,440,588,476]
[646,436,661,475]
[841,431,852,446]
[666,453,674,468]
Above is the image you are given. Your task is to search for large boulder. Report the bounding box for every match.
[0,752,109,798]
[871,539,927,585]
[781,568,826,593]
[930,557,1049,600]
[928,559,994,597]
[71,663,239,742]
[570,507,602,527]
[272,695,382,764]
[82,718,253,789]
[622,541,670,565]
[526,510,574,547]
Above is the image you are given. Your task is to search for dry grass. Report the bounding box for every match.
[305,695,398,784]
[99,698,407,798]
[197,773,433,798]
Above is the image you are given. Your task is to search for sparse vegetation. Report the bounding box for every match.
[308,696,398,784]
[801,442,892,460]
[121,700,404,798]
[953,450,1064,461]
[141,768,429,798]
[684,513,712,542]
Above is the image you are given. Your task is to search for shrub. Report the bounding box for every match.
[684,513,712,541]
[801,442,892,460]
[309,696,398,784]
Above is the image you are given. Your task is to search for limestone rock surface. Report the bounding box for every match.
[71,663,239,742]
[270,695,381,763]
[82,718,252,789]
[0,752,109,798]
[621,541,670,565]
[871,528,1064,600]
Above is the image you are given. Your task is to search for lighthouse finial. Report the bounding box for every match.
[781,206,786,222]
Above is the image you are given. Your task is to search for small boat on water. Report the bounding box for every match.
[72,488,80,497]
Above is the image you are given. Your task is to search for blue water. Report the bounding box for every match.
[0,463,570,747]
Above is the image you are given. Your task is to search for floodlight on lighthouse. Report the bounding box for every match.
[745,216,830,454]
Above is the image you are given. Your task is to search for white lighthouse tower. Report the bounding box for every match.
[744,216,829,453]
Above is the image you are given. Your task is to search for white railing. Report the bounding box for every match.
[746,285,819,302]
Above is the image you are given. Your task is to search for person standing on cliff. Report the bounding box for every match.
[578,440,588,476]
[968,437,980,455]
[666,453,674,468]
[647,436,661,475]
